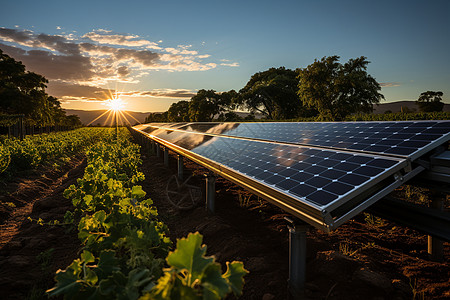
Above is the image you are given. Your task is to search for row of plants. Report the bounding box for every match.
[286,111,450,122]
[0,127,110,176]
[343,111,450,121]
[48,128,247,299]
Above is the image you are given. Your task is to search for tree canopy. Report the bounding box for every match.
[297,56,384,120]
[416,91,444,112]
[0,49,80,127]
[145,112,168,123]
[188,89,236,122]
[235,67,311,119]
[167,100,190,122]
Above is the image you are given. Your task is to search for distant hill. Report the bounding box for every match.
[65,102,449,125]
[373,101,450,114]
[64,109,151,126]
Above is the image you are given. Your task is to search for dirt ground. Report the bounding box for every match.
[0,147,449,299]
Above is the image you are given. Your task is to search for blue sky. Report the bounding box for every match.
[1,0,449,112]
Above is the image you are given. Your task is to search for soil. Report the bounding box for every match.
[0,147,449,300]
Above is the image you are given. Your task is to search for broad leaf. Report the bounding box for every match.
[223,261,248,296]
[166,232,213,286]
[201,263,229,300]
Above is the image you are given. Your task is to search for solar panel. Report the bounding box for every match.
[174,121,450,161]
[134,121,449,230]
[134,123,426,230]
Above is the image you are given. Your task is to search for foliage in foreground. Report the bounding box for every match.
[0,127,110,176]
[47,128,247,299]
[148,232,247,300]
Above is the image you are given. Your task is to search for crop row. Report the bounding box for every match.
[48,128,247,300]
[0,128,111,175]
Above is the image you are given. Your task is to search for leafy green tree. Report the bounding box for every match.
[65,114,82,127]
[167,100,190,122]
[416,91,444,112]
[0,49,77,127]
[0,49,48,117]
[235,67,312,120]
[145,112,168,123]
[297,56,384,120]
[217,111,243,122]
[188,89,235,122]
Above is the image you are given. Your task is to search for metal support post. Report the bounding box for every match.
[19,115,24,140]
[205,172,216,213]
[428,192,444,262]
[164,147,169,167]
[177,155,184,180]
[156,144,161,158]
[151,141,156,155]
[285,217,309,299]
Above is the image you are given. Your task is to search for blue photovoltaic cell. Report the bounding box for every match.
[134,121,449,229]
[177,121,450,160]
[142,129,404,208]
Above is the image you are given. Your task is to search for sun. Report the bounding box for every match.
[107,97,124,112]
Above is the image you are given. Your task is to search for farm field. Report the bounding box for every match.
[0,129,449,299]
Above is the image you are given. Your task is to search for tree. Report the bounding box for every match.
[145,112,168,123]
[297,56,384,120]
[188,89,234,122]
[0,48,77,127]
[65,114,82,128]
[0,49,48,116]
[167,100,190,122]
[416,91,444,112]
[236,67,311,120]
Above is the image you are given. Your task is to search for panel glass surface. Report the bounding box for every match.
[176,121,450,160]
[137,125,405,209]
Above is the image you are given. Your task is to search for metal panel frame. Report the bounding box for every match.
[148,121,450,161]
[132,125,416,231]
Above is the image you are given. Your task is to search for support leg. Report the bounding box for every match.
[205,172,216,213]
[177,155,184,180]
[428,192,444,262]
[285,217,309,299]
[156,144,161,158]
[164,147,169,167]
[151,141,155,155]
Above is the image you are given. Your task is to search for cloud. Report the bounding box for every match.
[46,81,113,100]
[83,30,161,49]
[380,82,401,87]
[220,62,239,67]
[0,43,95,80]
[122,89,196,99]
[46,80,196,102]
[0,27,234,102]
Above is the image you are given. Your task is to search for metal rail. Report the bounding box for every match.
[368,196,450,242]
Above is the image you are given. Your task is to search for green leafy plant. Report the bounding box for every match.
[237,191,252,208]
[339,243,358,257]
[148,232,248,300]
[47,129,246,300]
[363,213,386,227]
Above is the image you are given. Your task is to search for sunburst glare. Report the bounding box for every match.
[86,89,142,127]
[107,96,124,112]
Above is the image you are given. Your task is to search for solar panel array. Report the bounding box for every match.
[191,136,404,208]
[134,121,450,230]
[178,121,450,160]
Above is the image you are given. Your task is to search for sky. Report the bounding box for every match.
[0,0,449,112]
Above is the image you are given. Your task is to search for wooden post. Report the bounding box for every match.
[19,115,24,140]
